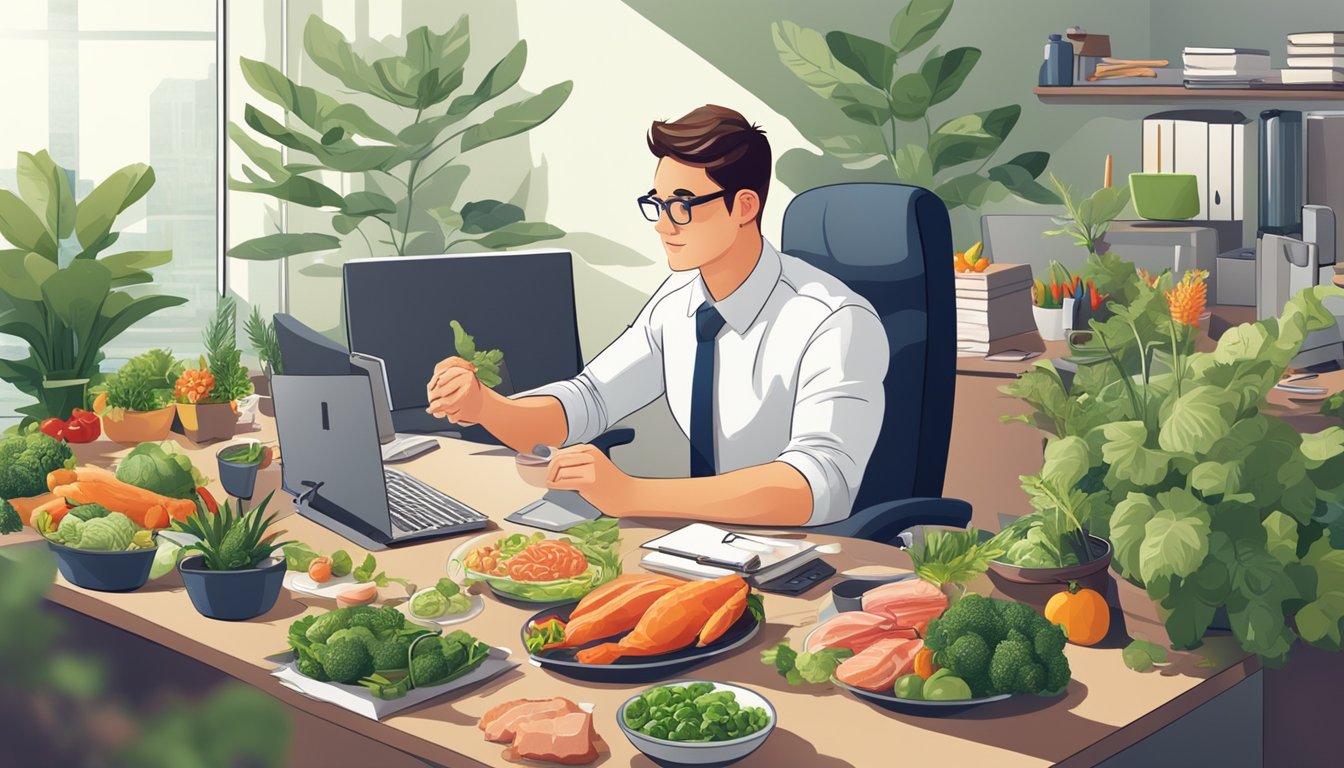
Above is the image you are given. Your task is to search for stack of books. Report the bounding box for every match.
[955,263,1034,357]
[1284,31,1344,85]
[1182,46,1273,87]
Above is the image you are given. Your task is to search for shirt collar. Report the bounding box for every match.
[685,238,782,335]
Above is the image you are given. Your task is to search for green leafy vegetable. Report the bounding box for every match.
[0,500,21,535]
[116,441,210,499]
[46,512,143,551]
[450,320,505,389]
[284,543,320,571]
[921,593,1071,697]
[352,553,413,591]
[1122,640,1169,672]
[524,617,566,655]
[0,430,75,499]
[760,642,853,685]
[330,549,353,577]
[908,526,1003,589]
[219,442,266,465]
[461,519,622,602]
[622,683,770,743]
[97,349,184,412]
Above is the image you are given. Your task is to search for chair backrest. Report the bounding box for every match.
[780,183,955,510]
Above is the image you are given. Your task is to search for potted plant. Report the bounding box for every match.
[1003,263,1344,666]
[216,441,274,505]
[175,296,254,444]
[93,349,185,445]
[244,306,281,416]
[175,492,291,620]
[0,150,186,427]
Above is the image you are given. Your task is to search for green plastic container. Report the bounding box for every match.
[1129,173,1200,220]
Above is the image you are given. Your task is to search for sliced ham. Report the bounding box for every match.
[479,698,581,743]
[804,611,916,654]
[506,710,599,766]
[860,579,948,632]
[835,637,923,692]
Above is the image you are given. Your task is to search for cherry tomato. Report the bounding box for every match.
[71,409,99,426]
[39,418,67,441]
[63,418,100,443]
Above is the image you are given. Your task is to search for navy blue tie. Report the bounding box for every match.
[690,301,726,478]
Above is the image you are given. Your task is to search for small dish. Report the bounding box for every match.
[618,681,776,767]
[283,571,373,599]
[396,592,485,628]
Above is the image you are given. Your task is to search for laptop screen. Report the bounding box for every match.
[271,375,393,538]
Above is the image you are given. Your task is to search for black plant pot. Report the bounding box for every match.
[49,540,156,593]
[179,554,285,621]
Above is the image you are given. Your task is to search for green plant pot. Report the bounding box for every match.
[1128,173,1200,221]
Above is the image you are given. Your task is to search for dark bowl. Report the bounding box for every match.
[179,554,286,621]
[986,535,1113,613]
[48,539,157,593]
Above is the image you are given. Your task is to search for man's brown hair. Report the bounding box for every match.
[647,104,771,224]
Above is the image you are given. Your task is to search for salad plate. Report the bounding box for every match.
[397,591,485,628]
[283,572,373,599]
[449,520,621,606]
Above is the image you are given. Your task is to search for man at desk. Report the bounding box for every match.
[425,105,888,527]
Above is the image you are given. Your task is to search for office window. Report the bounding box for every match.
[0,0,219,426]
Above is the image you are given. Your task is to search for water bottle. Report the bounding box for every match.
[1039,34,1074,86]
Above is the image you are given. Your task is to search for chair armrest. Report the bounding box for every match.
[591,428,636,457]
[806,497,973,546]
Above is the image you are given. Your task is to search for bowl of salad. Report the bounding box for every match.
[452,520,621,605]
[618,681,775,767]
[37,504,158,592]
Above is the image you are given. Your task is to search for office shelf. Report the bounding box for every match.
[1035,86,1344,104]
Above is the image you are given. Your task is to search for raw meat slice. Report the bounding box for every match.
[804,611,915,654]
[835,637,922,691]
[507,710,599,765]
[478,698,581,743]
[860,579,948,631]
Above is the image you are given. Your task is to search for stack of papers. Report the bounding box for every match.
[640,523,820,585]
[954,264,1035,357]
[1283,31,1344,85]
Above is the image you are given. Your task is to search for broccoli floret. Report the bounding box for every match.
[0,432,72,499]
[1005,628,1029,644]
[365,605,405,633]
[305,610,352,645]
[409,649,451,687]
[994,600,1042,637]
[322,636,374,683]
[328,626,378,652]
[1035,624,1067,659]
[943,633,991,679]
[1045,654,1072,694]
[0,500,20,535]
[297,655,330,682]
[939,594,1006,648]
[990,637,1044,695]
[922,616,947,653]
[372,635,411,671]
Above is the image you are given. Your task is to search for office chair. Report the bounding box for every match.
[778,182,972,545]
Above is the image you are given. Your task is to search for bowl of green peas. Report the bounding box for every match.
[618,681,776,767]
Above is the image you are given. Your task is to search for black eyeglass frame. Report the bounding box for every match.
[636,190,730,225]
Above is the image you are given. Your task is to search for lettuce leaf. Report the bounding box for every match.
[116,441,209,499]
[760,643,853,685]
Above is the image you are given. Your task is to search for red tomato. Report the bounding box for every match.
[71,408,99,426]
[63,418,100,443]
[39,418,67,441]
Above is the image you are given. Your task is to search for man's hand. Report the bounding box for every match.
[426,356,486,426]
[546,444,633,514]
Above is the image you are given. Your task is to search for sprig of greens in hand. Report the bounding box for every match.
[451,320,505,388]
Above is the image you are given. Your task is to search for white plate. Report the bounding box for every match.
[283,571,374,599]
[396,592,485,628]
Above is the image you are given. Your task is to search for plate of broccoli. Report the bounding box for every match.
[272,604,517,720]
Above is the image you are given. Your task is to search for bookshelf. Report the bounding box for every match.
[1035,86,1344,103]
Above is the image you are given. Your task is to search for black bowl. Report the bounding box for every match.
[179,554,286,621]
[48,539,157,592]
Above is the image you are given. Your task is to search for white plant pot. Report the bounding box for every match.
[1033,305,1067,341]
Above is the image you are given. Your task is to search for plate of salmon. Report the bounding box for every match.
[521,573,764,683]
[452,521,622,606]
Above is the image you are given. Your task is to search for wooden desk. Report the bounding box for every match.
[3,421,1265,768]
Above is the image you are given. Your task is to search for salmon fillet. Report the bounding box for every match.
[835,637,922,692]
[860,579,948,632]
[698,582,749,646]
[479,698,581,743]
[804,611,916,654]
[506,710,599,765]
[568,574,683,621]
[547,577,683,650]
[576,575,747,665]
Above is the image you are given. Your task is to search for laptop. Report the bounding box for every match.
[271,374,489,551]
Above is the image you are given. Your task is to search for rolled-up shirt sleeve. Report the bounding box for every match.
[776,305,888,526]
[512,292,668,447]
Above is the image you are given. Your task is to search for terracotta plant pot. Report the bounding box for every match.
[986,535,1113,614]
[102,406,177,446]
[177,402,237,444]
[1112,568,1232,649]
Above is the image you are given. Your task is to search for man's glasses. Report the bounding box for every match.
[637,190,729,225]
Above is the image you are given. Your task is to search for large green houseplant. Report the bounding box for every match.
[0,151,185,426]
[228,15,571,272]
[1001,266,1344,666]
[772,0,1059,210]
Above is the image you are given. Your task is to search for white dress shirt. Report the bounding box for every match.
[516,239,888,526]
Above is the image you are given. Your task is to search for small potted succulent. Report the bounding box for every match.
[175,491,291,620]
[244,305,282,417]
[216,440,274,504]
[93,349,184,445]
[175,296,254,444]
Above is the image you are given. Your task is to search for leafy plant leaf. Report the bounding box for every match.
[1158,386,1240,455]
[0,189,58,258]
[890,0,954,54]
[1122,639,1168,671]
[772,21,872,99]
[341,191,398,217]
[1101,421,1170,486]
[74,163,155,252]
[448,40,528,118]
[460,81,572,153]
[1296,536,1344,648]
[893,143,934,188]
[887,72,932,121]
[459,200,526,234]
[928,106,1021,173]
[1139,496,1211,584]
[816,133,885,163]
[226,233,341,262]
[987,163,1060,204]
[920,46,980,105]
[934,173,993,209]
[17,150,76,242]
[825,31,899,91]
[455,221,564,250]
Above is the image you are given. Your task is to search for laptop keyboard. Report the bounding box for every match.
[384,469,488,533]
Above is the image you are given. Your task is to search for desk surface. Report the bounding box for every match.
[5,422,1260,768]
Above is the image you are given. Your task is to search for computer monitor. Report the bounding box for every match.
[343,250,582,432]
[273,313,354,376]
